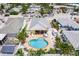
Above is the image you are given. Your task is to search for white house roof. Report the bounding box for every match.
[27,18,51,30]
[55,14,79,29]
[0,34,6,41]
[0,17,24,34]
[10,6,22,12]
[54,5,74,8]
[63,31,79,50]
[30,4,40,8]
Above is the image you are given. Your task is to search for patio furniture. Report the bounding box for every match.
[43,33,48,37]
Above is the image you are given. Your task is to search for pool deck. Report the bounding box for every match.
[23,34,55,51]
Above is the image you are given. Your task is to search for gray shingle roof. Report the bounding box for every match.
[27,18,51,30]
[0,17,24,34]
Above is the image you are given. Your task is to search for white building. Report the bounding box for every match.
[0,15,24,37]
[62,31,79,50]
[50,4,74,14]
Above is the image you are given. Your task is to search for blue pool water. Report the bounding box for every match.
[29,38,48,49]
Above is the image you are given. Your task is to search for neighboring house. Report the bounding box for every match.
[0,16,24,37]
[54,14,79,30]
[62,31,79,50]
[50,4,74,14]
[9,6,22,13]
[27,18,51,34]
[28,4,41,13]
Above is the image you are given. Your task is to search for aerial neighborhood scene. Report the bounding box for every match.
[0,3,79,56]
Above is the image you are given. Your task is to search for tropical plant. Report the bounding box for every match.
[17,26,27,44]
[10,11,19,15]
[15,48,24,56]
[55,36,61,48]
[74,6,79,12]
[28,49,36,56]
[28,49,46,56]
[51,21,59,30]
[0,4,4,9]
[55,36,74,55]
[39,8,45,16]
[60,43,74,55]
[38,3,53,15]
[75,50,79,56]
[21,4,30,14]
[35,49,46,56]
[47,48,56,54]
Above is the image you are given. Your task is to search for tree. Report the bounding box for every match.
[47,48,56,54]
[39,8,45,16]
[15,48,24,56]
[17,26,27,44]
[55,36,61,48]
[28,49,36,56]
[40,3,50,8]
[28,49,46,56]
[0,4,4,9]
[75,50,79,56]
[21,4,30,14]
[51,21,59,30]
[38,3,53,15]
[60,43,74,55]
[36,49,46,56]
[10,11,19,15]
[55,35,75,55]
[74,6,79,12]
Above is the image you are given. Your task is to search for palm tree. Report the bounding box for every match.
[0,4,4,9]
[39,8,45,16]
[21,4,30,14]
[55,36,61,48]
[16,48,24,56]
[47,48,56,54]
[17,26,27,44]
[36,49,46,56]
[60,43,74,55]
[28,49,46,56]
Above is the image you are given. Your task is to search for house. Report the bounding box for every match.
[28,4,41,13]
[9,6,22,13]
[62,31,79,50]
[27,18,51,34]
[0,16,24,37]
[27,4,41,18]
[54,14,79,30]
[50,3,74,14]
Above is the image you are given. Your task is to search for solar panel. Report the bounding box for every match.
[1,45,15,54]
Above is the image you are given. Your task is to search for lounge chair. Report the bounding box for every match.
[43,33,48,37]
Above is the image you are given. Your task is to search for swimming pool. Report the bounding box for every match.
[29,38,48,49]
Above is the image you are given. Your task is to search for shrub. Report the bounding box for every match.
[28,49,46,56]
[16,48,24,56]
[17,26,27,44]
[47,48,56,54]
[10,11,18,15]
